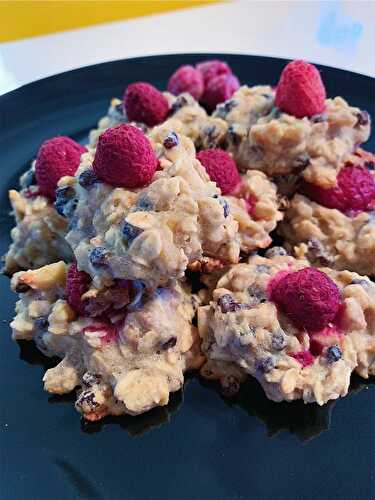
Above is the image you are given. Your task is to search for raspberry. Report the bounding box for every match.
[269,268,340,332]
[66,262,91,315]
[304,164,375,215]
[196,59,232,85]
[202,74,240,111]
[197,149,241,195]
[35,137,86,199]
[167,65,204,101]
[93,124,158,188]
[124,82,169,126]
[275,60,326,118]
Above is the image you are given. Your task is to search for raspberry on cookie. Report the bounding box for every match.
[35,137,86,199]
[167,65,204,101]
[10,262,203,420]
[64,128,242,289]
[209,62,369,178]
[196,59,233,85]
[275,60,326,118]
[197,148,282,253]
[4,139,79,274]
[197,148,241,195]
[124,82,169,126]
[302,159,375,216]
[201,73,240,111]
[93,124,158,188]
[198,253,375,405]
[280,150,375,276]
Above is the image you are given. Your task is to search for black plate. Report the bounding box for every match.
[1,54,374,500]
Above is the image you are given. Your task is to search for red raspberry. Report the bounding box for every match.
[202,74,240,111]
[196,59,232,85]
[93,124,158,188]
[35,137,86,199]
[196,149,241,195]
[167,65,204,101]
[303,164,375,216]
[269,268,340,332]
[124,82,169,127]
[275,60,326,118]
[66,262,91,315]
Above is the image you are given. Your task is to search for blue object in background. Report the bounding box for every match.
[317,1,363,54]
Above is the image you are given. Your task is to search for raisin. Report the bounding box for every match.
[78,170,99,189]
[170,96,188,114]
[123,221,141,243]
[217,294,241,313]
[14,282,31,293]
[265,247,288,258]
[35,316,49,329]
[163,132,179,149]
[256,357,274,373]
[271,330,286,351]
[326,345,342,363]
[161,337,177,350]
[311,113,328,123]
[89,247,107,266]
[82,372,102,387]
[356,110,370,127]
[247,285,267,305]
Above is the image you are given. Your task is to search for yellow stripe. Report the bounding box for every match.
[0,1,220,43]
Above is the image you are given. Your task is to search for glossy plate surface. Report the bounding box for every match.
[0,54,374,500]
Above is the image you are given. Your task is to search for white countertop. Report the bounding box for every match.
[0,0,374,95]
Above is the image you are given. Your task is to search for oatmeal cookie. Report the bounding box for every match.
[212,86,370,179]
[10,261,204,420]
[280,150,375,275]
[4,167,72,274]
[64,129,241,289]
[198,253,375,405]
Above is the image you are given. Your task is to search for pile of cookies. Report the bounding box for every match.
[6,59,374,421]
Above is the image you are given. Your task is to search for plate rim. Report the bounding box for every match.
[1,52,374,103]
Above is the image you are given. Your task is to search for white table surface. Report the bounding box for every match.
[0,0,374,96]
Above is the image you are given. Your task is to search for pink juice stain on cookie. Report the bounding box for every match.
[232,182,257,216]
[291,350,315,368]
[83,322,118,345]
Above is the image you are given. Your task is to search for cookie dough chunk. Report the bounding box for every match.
[280,151,375,275]
[280,195,375,276]
[4,167,72,274]
[64,129,240,289]
[89,92,210,149]
[10,262,204,420]
[161,92,211,145]
[210,85,370,179]
[225,170,282,253]
[198,253,375,405]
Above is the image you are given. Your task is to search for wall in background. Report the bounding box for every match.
[0,0,219,42]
